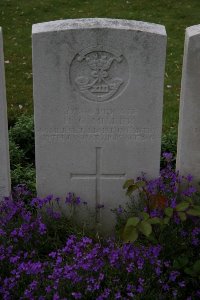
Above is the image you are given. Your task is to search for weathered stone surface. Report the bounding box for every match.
[177,25,200,184]
[0,27,11,200]
[32,18,166,232]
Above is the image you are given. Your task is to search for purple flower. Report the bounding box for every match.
[53,293,60,300]
[75,197,81,205]
[38,221,47,235]
[178,281,185,288]
[170,197,177,208]
[117,206,123,214]
[72,292,82,299]
[169,271,180,282]
[65,192,73,204]
[162,152,173,162]
[115,291,121,299]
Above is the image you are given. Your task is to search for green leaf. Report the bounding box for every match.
[176,202,189,211]
[123,179,134,189]
[178,212,187,221]
[187,209,200,217]
[123,226,138,243]
[194,205,200,212]
[148,217,161,224]
[126,217,140,227]
[126,185,138,196]
[140,212,150,220]
[173,256,189,269]
[164,207,173,217]
[184,267,196,277]
[135,181,145,188]
[163,217,170,225]
[193,260,200,273]
[146,233,158,243]
[138,220,152,236]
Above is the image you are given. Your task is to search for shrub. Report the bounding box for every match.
[9,114,35,190]
[120,153,200,299]
[9,114,35,164]
[11,165,36,193]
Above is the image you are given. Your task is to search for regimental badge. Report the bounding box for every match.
[70,46,129,102]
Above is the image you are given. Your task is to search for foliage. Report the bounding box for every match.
[9,139,25,166]
[161,127,177,168]
[1,156,200,298]
[9,114,35,191]
[11,164,36,193]
[119,153,200,298]
[9,114,35,164]
[0,185,196,300]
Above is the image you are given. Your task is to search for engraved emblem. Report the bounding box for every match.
[70,46,129,102]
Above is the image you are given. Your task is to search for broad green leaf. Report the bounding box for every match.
[140,212,150,220]
[178,212,187,221]
[193,260,200,273]
[123,226,138,243]
[163,217,170,225]
[164,207,173,217]
[176,202,189,211]
[138,220,152,236]
[126,217,140,227]
[184,267,196,277]
[173,256,189,269]
[123,179,134,189]
[187,209,200,217]
[148,217,161,224]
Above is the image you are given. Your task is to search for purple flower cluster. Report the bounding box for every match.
[0,225,185,299]
[135,153,198,220]
[0,155,200,299]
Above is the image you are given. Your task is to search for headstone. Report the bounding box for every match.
[0,27,11,200]
[32,18,166,232]
[177,25,200,184]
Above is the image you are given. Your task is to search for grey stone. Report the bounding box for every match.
[177,25,200,185]
[32,18,166,233]
[0,28,11,200]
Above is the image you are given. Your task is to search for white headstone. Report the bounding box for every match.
[0,27,11,200]
[177,25,200,184]
[32,18,166,232]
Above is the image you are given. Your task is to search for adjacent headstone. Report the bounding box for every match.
[32,18,166,232]
[0,27,11,200]
[177,25,200,184]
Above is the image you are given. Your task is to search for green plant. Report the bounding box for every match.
[11,164,36,192]
[9,139,25,167]
[9,114,36,189]
[117,154,200,296]
[9,114,35,164]
[161,127,177,167]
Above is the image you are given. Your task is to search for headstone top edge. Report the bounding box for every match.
[32,18,166,36]
[186,25,200,37]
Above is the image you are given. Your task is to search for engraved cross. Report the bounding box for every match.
[70,147,126,220]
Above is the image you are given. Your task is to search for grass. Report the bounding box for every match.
[1,0,200,131]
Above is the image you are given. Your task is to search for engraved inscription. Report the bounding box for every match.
[71,147,126,221]
[38,107,160,143]
[70,46,129,102]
